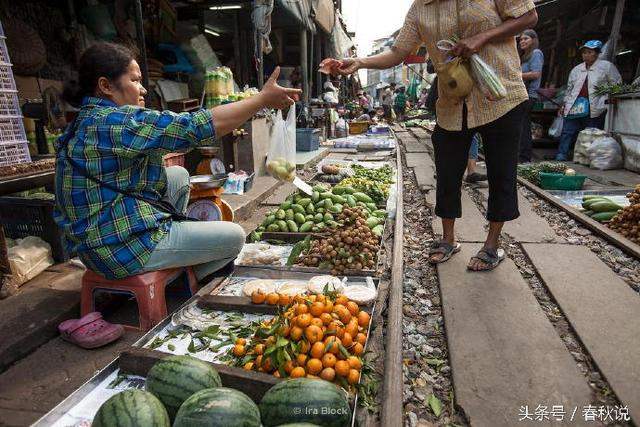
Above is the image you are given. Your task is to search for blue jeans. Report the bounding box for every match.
[141,166,245,281]
[468,133,480,160]
[556,113,606,161]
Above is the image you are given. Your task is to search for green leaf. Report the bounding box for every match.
[428,394,443,417]
[187,339,197,353]
[264,345,277,356]
[167,344,176,351]
[276,337,289,348]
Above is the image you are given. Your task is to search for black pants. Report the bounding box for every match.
[518,98,535,163]
[432,102,526,222]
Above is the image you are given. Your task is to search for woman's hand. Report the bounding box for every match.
[452,33,490,58]
[319,57,362,76]
[258,67,302,110]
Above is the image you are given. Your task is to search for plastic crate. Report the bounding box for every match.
[0,196,68,263]
[0,142,30,166]
[296,128,320,152]
[0,90,21,117]
[162,152,185,167]
[0,65,15,91]
[539,172,587,191]
[349,121,369,135]
[0,38,11,66]
[0,116,27,144]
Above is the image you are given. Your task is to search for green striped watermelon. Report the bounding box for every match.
[259,378,352,427]
[276,424,321,426]
[92,389,170,427]
[145,355,222,419]
[173,387,261,427]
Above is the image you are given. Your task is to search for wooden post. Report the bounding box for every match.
[609,0,626,61]
[381,144,404,426]
[133,0,150,99]
[300,29,309,104]
[315,34,323,98]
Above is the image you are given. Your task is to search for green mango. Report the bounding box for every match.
[328,205,341,214]
[306,203,315,214]
[324,198,334,209]
[366,202,377,211]
[294,213,306,224]
[331,194,346,204]
[298,198,312,207]
[281,201,292,210]
[317,207,325,214]
[291,204,305,214]
[366,217,380,228]
[314,213,324,223]
[320,192,333,200]
[311,191,320,202]
[299,221,314,233]
[345,195,357,207]
[267,223,280,232]
[276,209,286,220]
[323,213,334,223]
[276,220,288,232]
[285,209,295,221]
[332,186,347,195]
[312,185,327,193]
[286,220,299,232]
[353,192,373,203]
[264,215,276,226]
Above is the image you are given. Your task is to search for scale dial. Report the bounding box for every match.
[186,200,223,221]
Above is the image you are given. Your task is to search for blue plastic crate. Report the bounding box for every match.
[296,128,320,152]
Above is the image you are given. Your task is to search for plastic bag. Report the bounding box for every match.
[235,243,294,266]
[621,136,640,172]
[266,106,297,182]
[6,236,54,288]
[574,128,606,165]
[548,116,563,139]
[467,54,507,100]
[435,57,474,100]
[588,136,623,170]
[223,172,249,195]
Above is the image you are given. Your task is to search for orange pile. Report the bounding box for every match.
[233,292,371,391]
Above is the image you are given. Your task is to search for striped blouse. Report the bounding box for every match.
[393,0,535,131]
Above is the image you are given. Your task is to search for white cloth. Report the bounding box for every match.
[562,59,622,118]
[323,92,339,104]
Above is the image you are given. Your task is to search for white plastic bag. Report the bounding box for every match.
[548,117,563,139]
[467,54,507,100]
[621,136,640,172]
[574,128,606,165]
[6,236,54,288]
[266,106,297,182]
[588,136,623,170]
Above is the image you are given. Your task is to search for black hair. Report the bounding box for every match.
[63,42,136,107]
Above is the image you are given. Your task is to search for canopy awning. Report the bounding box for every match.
[276,0,316,32]
[312,0,335,34]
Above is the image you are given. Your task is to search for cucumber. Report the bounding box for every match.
[591,211,618,222]
[294,213,306,224]
[276,220,288,232]
[311,191,320,202]
[285,209,295,221]
[291,204,305,214]
[323,213,334,223]
[267,223,280,232]
[299,221,314,233]
[276,209,286,220]
[298,198,312,207]
[589,201,622,213]
[306,203,315,214]
[353,192,373,203]
[581,197,609,209]
[281,201,292,210]
[286,220,299,232]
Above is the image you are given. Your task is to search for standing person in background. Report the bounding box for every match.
[381,83,395,121]
[418,87,429,108]
[394,87,408,121]
[321,0,538,271]
[555,40,621,161]
[518,29,544,163]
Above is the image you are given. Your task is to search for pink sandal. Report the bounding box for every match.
[58,312,124,349]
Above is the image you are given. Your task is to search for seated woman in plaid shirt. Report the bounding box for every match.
[55,42,300,282]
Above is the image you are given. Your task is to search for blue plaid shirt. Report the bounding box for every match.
[54,97,215,279]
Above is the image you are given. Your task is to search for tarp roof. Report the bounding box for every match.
[276,0,316,33]
[312,0,335,34]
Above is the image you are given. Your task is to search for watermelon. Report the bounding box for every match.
[92,389,170,427]
[259,378,351,427]
[173,387,261,427]
[145,355,222,419]
[276,424,321,427]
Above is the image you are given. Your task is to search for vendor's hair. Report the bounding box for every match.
[63,42,135,107]
[520,29,539,62]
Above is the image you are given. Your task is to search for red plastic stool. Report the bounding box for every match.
[81,267,198,331]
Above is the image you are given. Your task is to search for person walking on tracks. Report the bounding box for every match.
[321,0,538,271]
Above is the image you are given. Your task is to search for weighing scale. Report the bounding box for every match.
[186,174,234,222]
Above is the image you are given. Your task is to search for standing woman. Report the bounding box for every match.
[55,42,300,282]
[518,29,544,163]
[321,0,538,271]
[555,40,621,161]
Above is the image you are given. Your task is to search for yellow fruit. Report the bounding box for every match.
[297,313,312,328]
[299,340,310,354]
[290,326,304,341]
[290,367,306,378]
[310,341,325,359]
[357,311,371,328]
[346,301,359,316]
[296,353,308,366]
[233,344,246,357]
[310,317,324,329]
[335,360,350,377]
[336,295,349,305]
[324,336,341,355]
[266,293,280,305]
[295,303,309,315]
[347,368,360,384]
[322,353,337,368]
[251,291,266,304]
[356,333,367,346]
[323,300,334,313]
[347,356,362,370]
[344,320,359,338]
[278,294,291,306]
[320,313,333,325]
[352,342,364,356]
[284,360,295,374]
[320,367,336,382]
[305,325,323,344]
[310,302,325,317]
[341,332,353,348]
[243,362,254,371]
[235,338,246,345]
[306,358,323,375]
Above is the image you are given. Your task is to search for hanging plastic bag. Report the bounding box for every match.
[434,40,474,100]
[467,54,507,100]
[266,105,297,182]
[588,136,623,170]
[548,116,564,139]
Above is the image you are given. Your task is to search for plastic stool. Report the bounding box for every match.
[81,267,198,331]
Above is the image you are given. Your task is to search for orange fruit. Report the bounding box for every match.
[295,303,309,315]
[296,353,308,366]
[324,336,341,354]
[347,368,360,384]
[243,362,254,371]
[254,344,265,355]
[323,300,334,313]
[232,344,246,357]
[356,333,367,346]
[320,313,333,325]
[344,320,359,338]
[310,302,325,317]
[335,306,352,324]
[290,367,306,378]
[346,301,359,316]
[290,326,304,341]
[310,317,324,329]
[297,313,312,328]
[262,357,273,372]
[316,294,326,303]
[306,358,323,375]
[299,340,310,354]
[308,295,317,303]
[335,360,350,377]
[305,325,324,344]
[341,332,353,348]
[322,353,337,368]
[284,360,295,374]
[251,291,266,304]
[266,293,279,305]
[278,325,290,337]
[320,367,336,382]
[273,370,281,378]
[255,355,263,367]
[352,342,364,356]
[357,311,370,328]
[235,338,246,345]
[336,295,349,305]
[310,341,325,359]
[278,294,291,306]
[347,356,362,370]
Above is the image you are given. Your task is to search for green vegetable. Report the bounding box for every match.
[589,201,622,213]
[305,203,315,214]
[299,221,314,232]
[371,224,384,237]
[320,192,333,200]
[331,194,346,204]
[286,220,299,232]
[312,185,328,193]
[332,186,347,195]
[314,213,324,223]
[267,224,280,232]
[365,202,377,211]
[366,217,380,228]
[323,213,334,223]
[174,388,260,427]
[294,213,306,224]
[591,211,618,222]
[285,209,294,221]
[373,209,387,218]
[305,214,313,221]
[276,209,286,220]
[298,198,312,207]
[277,220,288,232]
[328,205,341,214]
[345,195,357,207]
[287,236,311,266]
[291,204,305,214]
[323,198,334,209]
[353,192,373,203]
[281,201,292,210]
[264,215,276,226]
[311,191,320,202]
